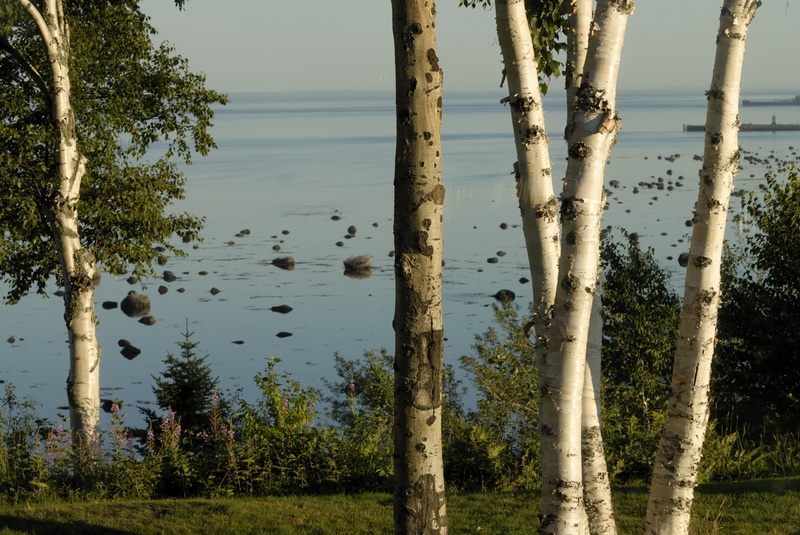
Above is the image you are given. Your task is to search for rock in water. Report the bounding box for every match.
[138,316,157,326]
[344,256,372,273]
[120,345,141,360]
[272,257,295,270]
[120,291,150,318]
[494,289,516,301]
[271,305,293,314]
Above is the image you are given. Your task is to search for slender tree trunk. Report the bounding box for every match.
[19,0,102,446]
[644,2,759,533]
[541,1,632,532]
[582,294,616,534]
[565,3,618,532]
[391,1,447,533]
[563,0,592,142]
[494,0,561,525]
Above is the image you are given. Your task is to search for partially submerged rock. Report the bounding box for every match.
[343,255,371,273]
[494,289,516,302]
[120,344,141,360]
[272,257,295,270]
[343,256,372,278]
[120,291,150,318]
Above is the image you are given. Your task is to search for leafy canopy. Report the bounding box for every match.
[459,0,567,90]
[0,0,228,303]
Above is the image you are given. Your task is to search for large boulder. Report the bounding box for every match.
[120,291,150,318]
[343,256,372,278]
[272,257,295,270]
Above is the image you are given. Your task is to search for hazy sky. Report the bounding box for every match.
[139,1,799,95]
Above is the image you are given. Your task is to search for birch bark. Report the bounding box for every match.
[18,0,101,446]
[391,1,447,533]
[582,294,616,534]
[494,0,560,523]
[563,0,592,142]
[644,2,759,533]
[541,1,632,532]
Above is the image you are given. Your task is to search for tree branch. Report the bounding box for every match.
[0,35,53,109]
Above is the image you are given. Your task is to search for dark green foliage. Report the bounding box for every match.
[0,385,46,501]
[458,302,541,490]
[715,169,800,437]
[324,349,468,491]
[143,327,220,438]
[325,350,394,431]
[0,331,797,501]
[599,229,681,482]
[458,0,566,93]
[235,358,341,494]
[0,1,226,302]
[324,350,394,490]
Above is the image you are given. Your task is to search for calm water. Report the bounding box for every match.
[3,89,799,425]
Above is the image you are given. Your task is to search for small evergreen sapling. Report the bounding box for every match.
[142,326,221,440]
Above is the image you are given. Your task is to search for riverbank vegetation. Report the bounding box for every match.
[0,171,797,528]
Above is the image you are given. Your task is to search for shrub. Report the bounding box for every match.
[458,301,540,490]
[598,230,680,482]
[716,169,800,437]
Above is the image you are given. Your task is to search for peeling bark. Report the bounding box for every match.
[391,1,447,533]
[495,1,561,524]
[582,295,616,534]
[645,2,760,534]
[19,0,102,446]
[542,2,632,533]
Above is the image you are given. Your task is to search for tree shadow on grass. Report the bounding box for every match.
[695,477,800,496]
[0,515,138,535]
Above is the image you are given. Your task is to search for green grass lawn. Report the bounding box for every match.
[0,478,797,534]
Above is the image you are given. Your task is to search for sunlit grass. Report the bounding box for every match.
[0,478,797,534]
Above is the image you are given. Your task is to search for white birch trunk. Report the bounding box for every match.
[582,294,616,534]
[391,1,447,533]
[541,1,633,532]
[564,0,593,143]
[494,1,561,525]
[644,2,759,533]
[19,0,101,445]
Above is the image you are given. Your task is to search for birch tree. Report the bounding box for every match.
[493,1,561,523]
[491,0,629,531]
[390,0,447,533]
[644,2,760,533]
[0,0,224,444]
[3,0,101,447]
[542,3,632,532]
